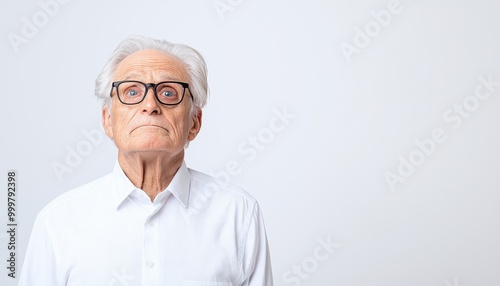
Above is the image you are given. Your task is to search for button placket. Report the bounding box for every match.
[143,213,161,286]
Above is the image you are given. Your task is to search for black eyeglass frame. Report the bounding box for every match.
[110,80,193,106]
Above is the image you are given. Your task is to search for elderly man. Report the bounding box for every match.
[19,36,273,285]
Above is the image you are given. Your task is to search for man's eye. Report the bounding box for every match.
[161,90,174,97]
[127,89,139,96]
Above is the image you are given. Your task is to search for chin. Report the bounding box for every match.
[118,136,184,154]
[134,144,171,152]
[130,141,184,153]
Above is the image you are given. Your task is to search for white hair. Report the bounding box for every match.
[95,35,208,114]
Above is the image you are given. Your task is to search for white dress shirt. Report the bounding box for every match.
[18,161,273,286]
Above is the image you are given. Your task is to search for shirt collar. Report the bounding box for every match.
[111,160,191,209]
[166,160,190,208]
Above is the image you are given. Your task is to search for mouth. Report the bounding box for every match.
[132,124,168,132]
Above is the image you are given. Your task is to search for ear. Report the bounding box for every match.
[187,108,202,141]
[102,105,114,139]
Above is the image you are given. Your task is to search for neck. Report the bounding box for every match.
[118,150,184,202]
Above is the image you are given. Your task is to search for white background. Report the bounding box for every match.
[1,0,500,285]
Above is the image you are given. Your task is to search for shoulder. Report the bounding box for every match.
[187,168,259,212]
[37,173,112,219]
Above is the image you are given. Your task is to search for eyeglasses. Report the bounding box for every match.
[110,80,192,105]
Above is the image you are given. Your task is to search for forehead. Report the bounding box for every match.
[114,49,188,81]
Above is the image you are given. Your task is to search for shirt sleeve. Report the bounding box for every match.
[240,203,274,286]
[18,214,61,286]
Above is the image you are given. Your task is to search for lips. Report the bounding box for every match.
[132,124,168,132]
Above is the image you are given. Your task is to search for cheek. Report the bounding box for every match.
[168,109,187,126]
[179,113,194,135]
[111,109,134,138]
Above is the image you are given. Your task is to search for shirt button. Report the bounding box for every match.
[148,221,155,227]
[146,260,155,268]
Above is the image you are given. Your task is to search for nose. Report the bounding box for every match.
[141,86,161,115]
